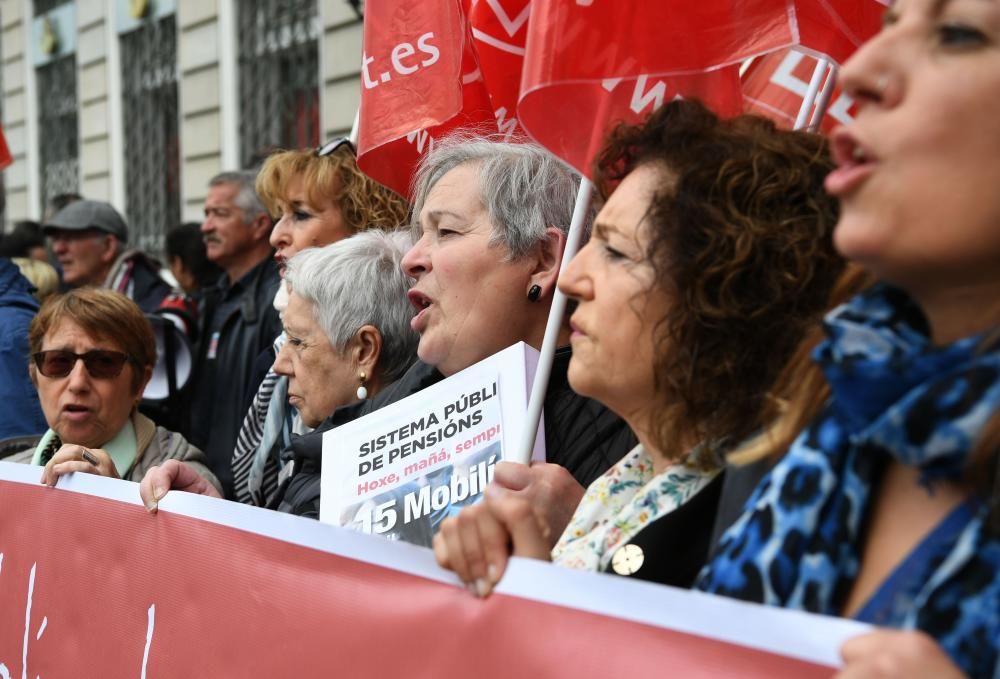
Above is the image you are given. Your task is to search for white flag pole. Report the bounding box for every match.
[511,177,594,465]
[794,57,830,130]
[808,63,838,131]
[349,109,361,146]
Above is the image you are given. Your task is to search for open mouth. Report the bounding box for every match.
[407,289,433,332]
[825,128,878,197]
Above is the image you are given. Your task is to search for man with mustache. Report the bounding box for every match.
[188,171,281,498]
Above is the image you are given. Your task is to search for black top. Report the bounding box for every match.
[188,258,281,498]
[601,471,725,588]
[278,347,637,519]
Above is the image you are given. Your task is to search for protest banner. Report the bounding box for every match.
[742,48,857,134]
[0,461,869,677]
[320,343,543,546]
[356,0,498,197]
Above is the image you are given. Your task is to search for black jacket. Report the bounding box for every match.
[188,258,281,498]
[278,347,637,518]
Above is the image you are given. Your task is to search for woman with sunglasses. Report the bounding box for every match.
[229,139,410,506]
[10,288,220,491]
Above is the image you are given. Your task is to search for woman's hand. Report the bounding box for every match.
[139,459,222,512]
[835,630,966,678]
[492,461,585,547]
[40,444,120,486]
[433,483,552,598]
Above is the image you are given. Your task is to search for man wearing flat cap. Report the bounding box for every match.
[44,199,175,314]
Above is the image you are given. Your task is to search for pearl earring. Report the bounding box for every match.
[356,371,368,400]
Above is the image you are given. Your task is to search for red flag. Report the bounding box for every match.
[517,0,798,177]
[794,0,888,66]
[465,0,532,140]
[742,48,858,134]
[357,0,497,198]
[0,126,12,171]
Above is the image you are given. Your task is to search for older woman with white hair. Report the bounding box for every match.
[269,136,637,519]
[140,229,418,507]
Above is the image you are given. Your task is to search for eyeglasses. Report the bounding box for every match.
[315,137,356,158]
[32,350,133,380]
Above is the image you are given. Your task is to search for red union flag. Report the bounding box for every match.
[357,0,497,197]
[794,0,888,65]
[742,48,858,134]
[0,126,11,171]
[465,0,532,140]
[517,0,799,177]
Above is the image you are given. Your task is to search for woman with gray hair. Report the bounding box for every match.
[268,135,636,521]
[139,230,418,508]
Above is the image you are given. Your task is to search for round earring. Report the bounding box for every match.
[527,284,542,302]
[356,371,368,400]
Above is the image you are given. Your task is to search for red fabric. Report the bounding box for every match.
[516,0,797,177]
[464,0,532,140]
[794,0,887,65]
[357,0,497,198]
[742,48,858,134]
[0,479,836,677]
[0,127,11,171]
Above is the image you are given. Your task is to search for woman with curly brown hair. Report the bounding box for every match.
[433,98,845,594]
[229,140,411,506]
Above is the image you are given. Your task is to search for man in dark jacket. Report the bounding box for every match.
[43,199,174,313]
[0,258,47,445]
[187,171,280,499]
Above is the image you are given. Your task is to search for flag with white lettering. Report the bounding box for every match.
[357,0,498,197]
[517,0,798,176]
[741,48,857,133]
[464,0,532,141]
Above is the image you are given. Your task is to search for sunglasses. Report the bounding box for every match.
[315,137,356,157]
[32,350,133,380]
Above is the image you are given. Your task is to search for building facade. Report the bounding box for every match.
[0,0,363,254]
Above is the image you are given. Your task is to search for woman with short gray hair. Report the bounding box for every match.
[277,229,419,423]
[273,135,636,519]
[138,230,418,508]
[141,136,635,523]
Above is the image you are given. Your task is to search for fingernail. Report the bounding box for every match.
[144,500,158,513]
[475,578,491,598]
[485,484,505,500]
[465,582,477,596]
[487,563,498,583]
[153,486,165,501]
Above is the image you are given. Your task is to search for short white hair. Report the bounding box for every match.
[284,230,418,383]
[410,134,590,260]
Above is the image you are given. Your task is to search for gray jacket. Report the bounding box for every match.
[10,412,222,493]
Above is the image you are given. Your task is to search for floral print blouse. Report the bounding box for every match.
[551,444,720,572]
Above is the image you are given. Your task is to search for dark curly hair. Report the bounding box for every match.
[595,99,845,466]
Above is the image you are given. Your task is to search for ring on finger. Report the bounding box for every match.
[81,448,99,466]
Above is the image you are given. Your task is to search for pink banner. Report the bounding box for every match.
[0,462,864,677]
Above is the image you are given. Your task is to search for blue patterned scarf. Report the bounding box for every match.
[696,284,1000,678]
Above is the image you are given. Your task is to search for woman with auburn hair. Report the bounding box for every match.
[433,99,845,592]
[11,288,219,491]
[228,140,410,507]
[696,1,1000,676]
